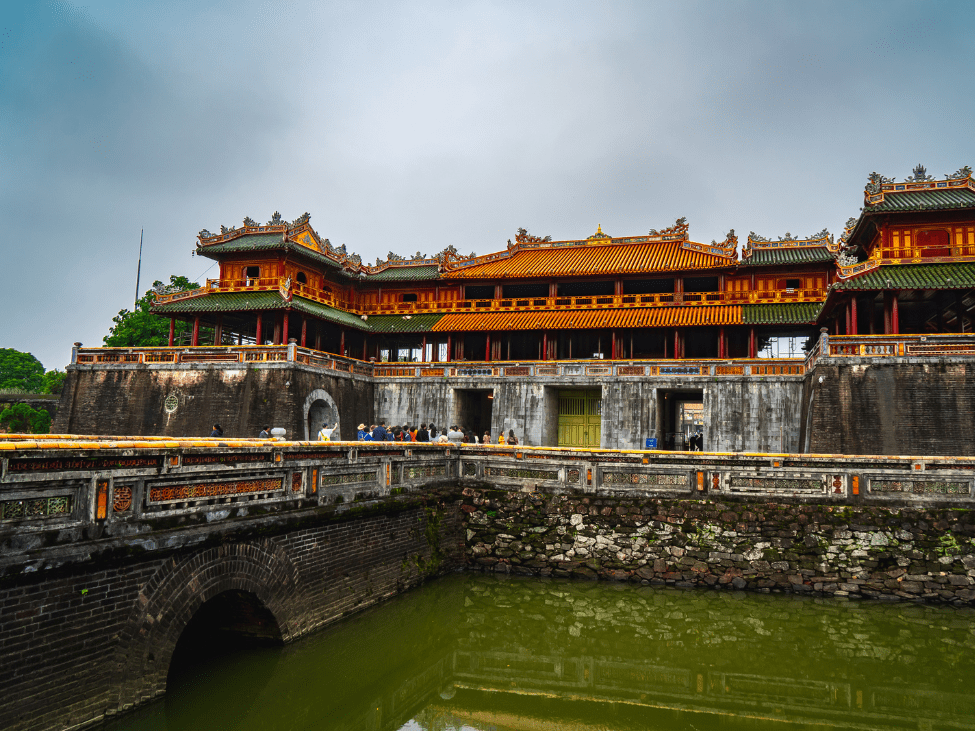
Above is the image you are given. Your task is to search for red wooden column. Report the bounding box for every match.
[213,315,223,345]
[611,331,617,360]
[362,336,368,360]
[748,327,756,358]
[446,335,452,362]
[338,329,344,356]
[281,312,289,345]
[485,334,491,362]
[300,317,307,347]
[422,335,427,362]
[718,327,726,358]
[168,318,175,347]
[542,332,548,361]
[674,329,680,359]
[892,294,900,334]
[255,314,263,345]
[191,316,200,346]
[850,297,858,335]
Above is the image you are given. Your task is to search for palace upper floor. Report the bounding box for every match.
[153,165,975,325]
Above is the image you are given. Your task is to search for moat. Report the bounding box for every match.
[101,573,975,731]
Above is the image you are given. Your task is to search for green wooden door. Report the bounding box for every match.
[558,390,602,447]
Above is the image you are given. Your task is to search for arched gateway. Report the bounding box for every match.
[112,540,300,711]
[303,388,340,441]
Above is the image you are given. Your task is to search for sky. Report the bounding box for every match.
[2,0,974,370]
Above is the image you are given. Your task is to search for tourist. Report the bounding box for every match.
[447,425,464,445]
[498,431,506,444]
[416,423,429,442]
[483,430,491,444]
[357,423,369,441]
[385,427,395,441]
[506,429,518,446]
[409,424,418,441]
[435,430,448,443]
[428,423,438,440]
[318,423,334,441]
[373,422,388,441]
[210,424,223,438]
[259,426,270,439]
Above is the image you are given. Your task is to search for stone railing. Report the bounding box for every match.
[71,344,375,376]
[0,440,456,548]
[3,440,974,545]
[455,446,975,505]
[823,333,975,358]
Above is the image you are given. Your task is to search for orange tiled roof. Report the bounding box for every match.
[440,240,734,280]
[431,306,742,331]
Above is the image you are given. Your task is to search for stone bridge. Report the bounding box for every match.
[3,436,975,730]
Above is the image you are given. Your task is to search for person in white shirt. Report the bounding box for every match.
[318,423,334,441]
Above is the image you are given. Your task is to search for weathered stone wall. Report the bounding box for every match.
[461,487,975,604]
[376,376,803,451]
[0,495,463,731]
[802,359,975,455]
[53,363,374,440]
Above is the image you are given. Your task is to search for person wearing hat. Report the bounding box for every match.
[357,423,369,441]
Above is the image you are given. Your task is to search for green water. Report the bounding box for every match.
[105,574,975,731]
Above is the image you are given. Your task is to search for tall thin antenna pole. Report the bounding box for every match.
[134,228,144,308]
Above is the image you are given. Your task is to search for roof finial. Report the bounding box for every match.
[596,223,602,235]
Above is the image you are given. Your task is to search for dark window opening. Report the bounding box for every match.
[402,293,418,302]
[558,280,614,296]
[623,278,674,295]
[295,272,307,284]
[464,285,494,300]
[684,277,719,293]
[502,282,548,298]
[245,266,260,279]
[785,279,801,290]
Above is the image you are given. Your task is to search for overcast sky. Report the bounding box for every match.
[2,0,974,369]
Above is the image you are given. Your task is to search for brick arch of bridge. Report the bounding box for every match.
[112,539,300,711]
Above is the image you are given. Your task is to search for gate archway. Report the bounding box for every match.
[303,389,340,441]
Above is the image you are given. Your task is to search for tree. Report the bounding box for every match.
[41,370,66,395]
[103,276,199,347]
[0,349,45,392]
[0,403,51,434]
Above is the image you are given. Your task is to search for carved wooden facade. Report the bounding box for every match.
[153,166,975,361]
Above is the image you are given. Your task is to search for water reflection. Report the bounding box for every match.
[104,575,975,731]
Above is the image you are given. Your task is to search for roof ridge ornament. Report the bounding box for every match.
[515,227,552,244]
[946,165,973,180]
[587,224,611,240]
[905,164,934,183]
[865,172,894,194]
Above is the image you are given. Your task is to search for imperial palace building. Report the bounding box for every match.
[55,165,975,454]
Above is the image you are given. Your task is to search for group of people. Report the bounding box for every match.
[346,421,519,446]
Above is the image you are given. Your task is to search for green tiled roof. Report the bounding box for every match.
[152,290,285,313]
[866,187,975,213]
[740,247,834,267]
[151,291,370,330]
[364,264,440,281]
[289,296,370,330]
[833,263,975,291]
[198,235,344,270]
[365,313,445,333]
[742,302,822,324]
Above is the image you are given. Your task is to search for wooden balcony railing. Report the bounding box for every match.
[153,277,826,314]
[822,333,975,358]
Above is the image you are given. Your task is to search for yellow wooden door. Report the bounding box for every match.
[558,390,601,447]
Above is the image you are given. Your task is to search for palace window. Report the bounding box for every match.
[684,276,719,292]
[558,280,613,296]
[464,285,494,300]
[785,278,801,290]
[245,266,260,280]
[623,278,674,294]
[402,293,418,302]
[502,282,548,298]
[296,271,307,284]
